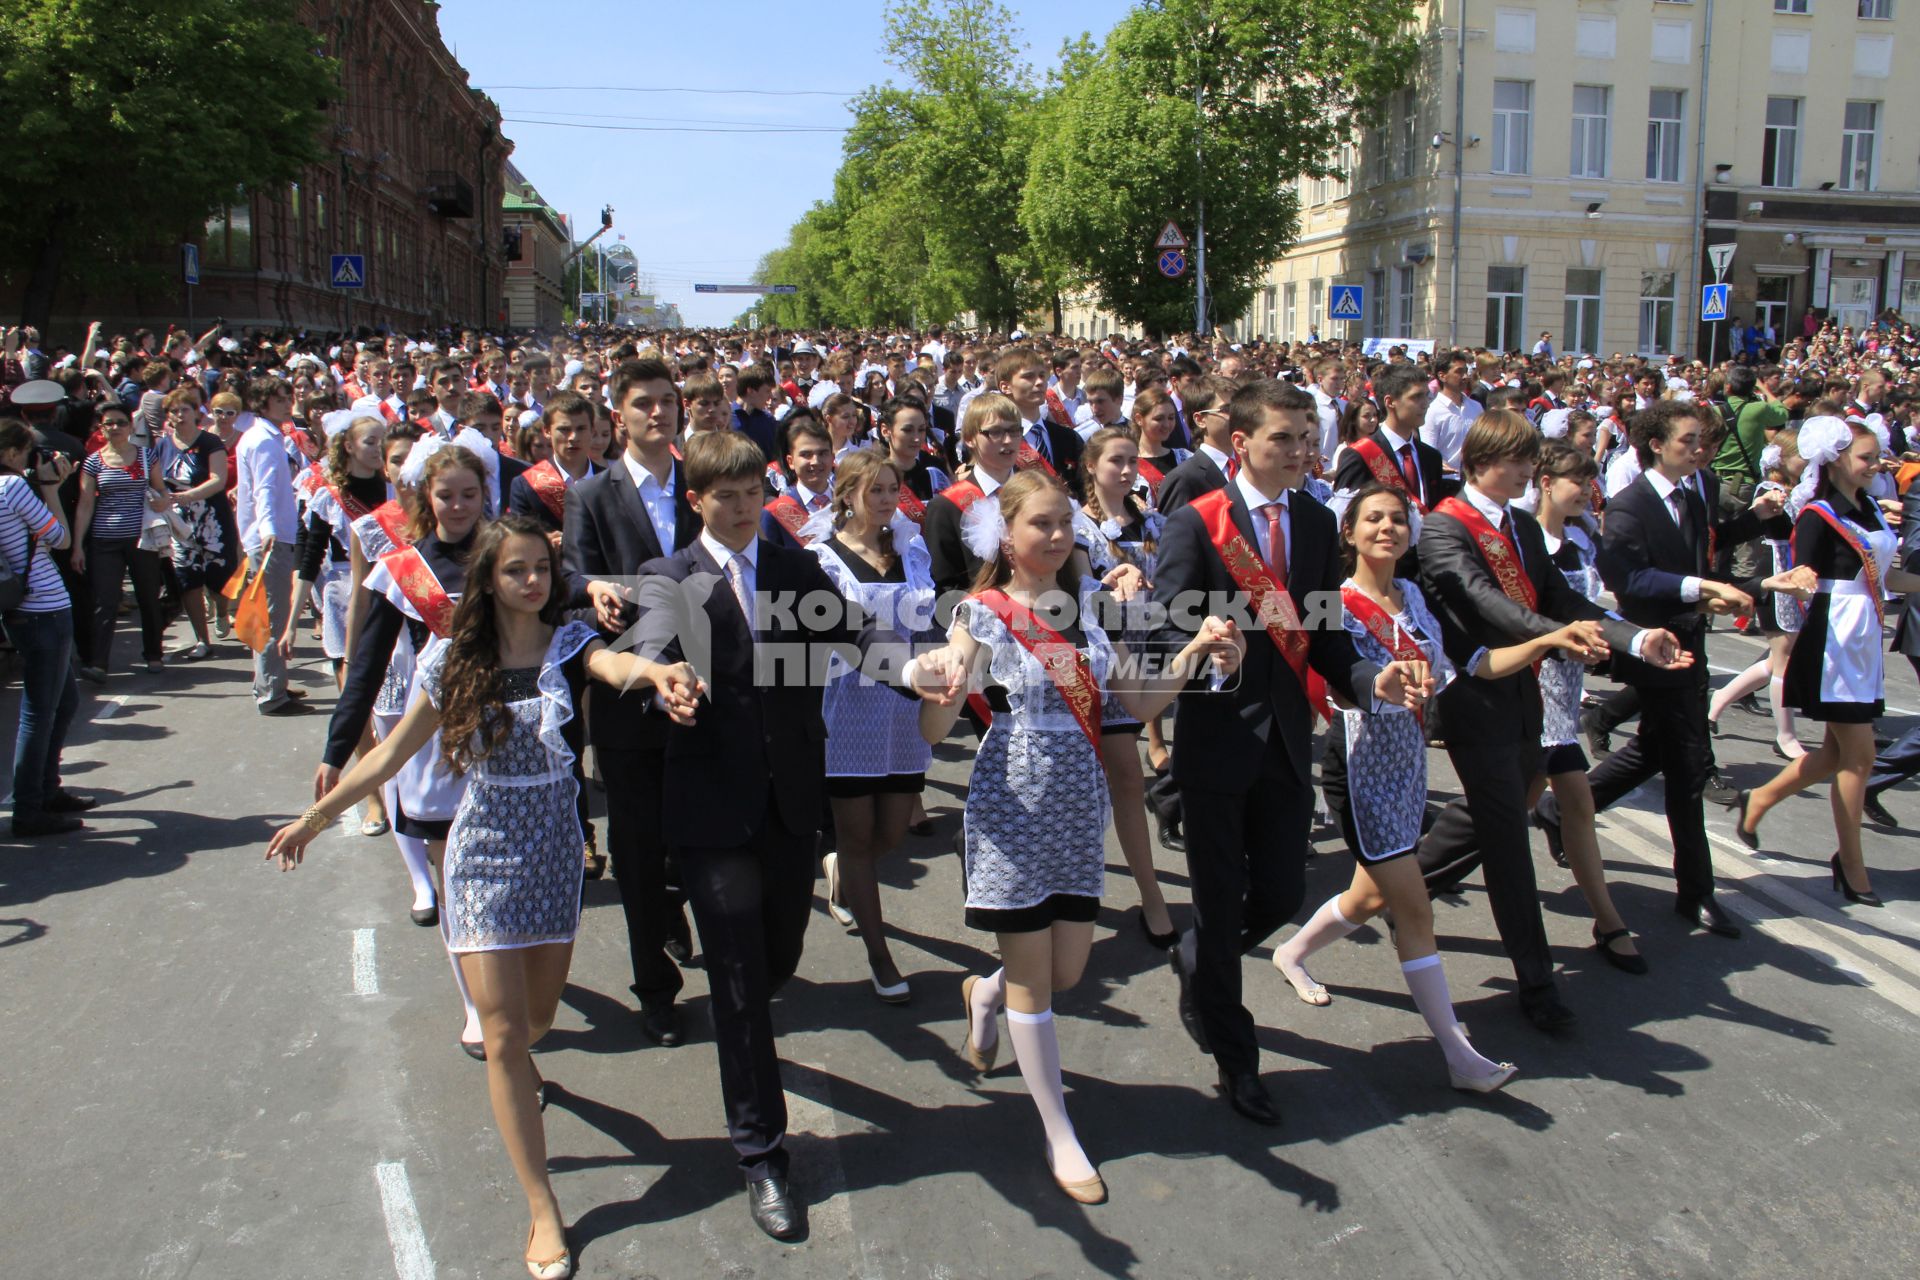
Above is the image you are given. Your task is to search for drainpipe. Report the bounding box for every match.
[1448,0,1466,350]
[1686,0,1716,358]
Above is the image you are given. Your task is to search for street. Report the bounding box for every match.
[3,617,1918,1280]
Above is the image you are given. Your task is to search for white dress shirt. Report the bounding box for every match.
[700,527,758,624]
[1421,391,1481,471]
[1641,469,1704,602]
[1312,387,1343,467]
[1233,470,1291,572]
[622,450,680,555]
[232,414,297,556]
[1197,442,1233,477]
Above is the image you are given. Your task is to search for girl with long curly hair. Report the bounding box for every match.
[269,515,702,1280]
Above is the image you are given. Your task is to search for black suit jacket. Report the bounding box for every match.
[1598,472,1761,689]
[562,456,700,750]
[1028,420,1084,495]
[496,453,530,513]
[1155,449,1228,517]
[1418,498,1639,746]
[630,538,914,848]
[1893,485,1920,657]
[924,488,984,602]
[1330,435,1452,513]
[1149,486,1378,788]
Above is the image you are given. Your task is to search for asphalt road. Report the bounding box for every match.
[3,615,1918,1279]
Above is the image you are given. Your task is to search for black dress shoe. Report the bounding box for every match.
[460,1038,487,1061]
[1702,770,1739,810]
[1863,792,1898,829]
[1531,805,1566,867]
[11,812,84,837]
[1676,898,1742,938]
[1521,998,1578,1035]
[1592,925,1649,975]
[746,1175,805,1242]
[1167,945,1211,1054]
[1581,710,1611,759]
[44,790,99,813]
[1216,1068,1281,1126]
[409,904,439,927]
[260,697,313,716]
[1156,814,1186,852]
[1137,910,1179,950]
[664,927,694,965]
[640,1002,684,1047]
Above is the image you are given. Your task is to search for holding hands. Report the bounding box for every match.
[1374,659,1436,710]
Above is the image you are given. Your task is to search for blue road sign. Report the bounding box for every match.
[1329,284,1365,321]
[1157,248,1188,278]
[330,254,366,289]
[1701,283,1729,323]
[182,244,200,286]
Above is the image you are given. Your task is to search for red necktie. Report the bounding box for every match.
[1262,501,1288,588]
[1398,444,1421,497]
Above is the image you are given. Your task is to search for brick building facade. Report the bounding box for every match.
[5,0,510,339]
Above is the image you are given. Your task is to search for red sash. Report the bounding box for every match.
[1137,456,1166,499]
[284,425,321,463]
[381,545,457,638]
[369,500,411,551]
[1340,587,1427,727]
[1433,496,1538,612]
[1351,436,1426,513]
[1045,389,1075,430]
[1190,489,1314,704]
[896,486,927,525]
[1588,478,1606,516]
[974,589,1102,750]
[940,480,987,513]
[1015,441,1058,478]
[524,458,569,523]
[764,493,813,544]
[1796,500,1885,623]
[325,476,375,523]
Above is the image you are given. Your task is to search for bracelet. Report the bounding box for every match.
[299,807,332,834]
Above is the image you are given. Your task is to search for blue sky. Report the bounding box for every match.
[437,0,1138,327]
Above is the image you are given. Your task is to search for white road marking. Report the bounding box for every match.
[352,929,378,995]
[93,695,130,720]
[373,1161,434,1280]
[784,1061,883,1278]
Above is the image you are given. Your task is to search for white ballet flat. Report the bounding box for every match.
[1270,950,1331,1006]
[1449,1061,1517,1094]
[822,852,856,927]
[871,975,911,1004]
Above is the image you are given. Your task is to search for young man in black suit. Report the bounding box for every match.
[1154,379,1237,517]
[626,431,959,1240]
[562,358,703,1048]
[1329,364,1453,545]
[1537,401,1775,939]
[999,346,1083,495]
[1414,411,1687,1033]
[1150,379,1430,1127]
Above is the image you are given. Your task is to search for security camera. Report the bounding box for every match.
[1431,133,1445,150]
[1783,232,1797,245]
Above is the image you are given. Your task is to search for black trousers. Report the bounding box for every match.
[1589,684,1640,737]
[1416,735,1559,1009]
[1181,739,1314,1078]
[1869,655,1920,794]
[85,537,165,670]
[1547,670,1716,906]
[599,746,690,1009]
[679,802,815,1180]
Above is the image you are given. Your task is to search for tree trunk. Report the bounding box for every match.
[1051,290,1063,336]
[19,226,65,332]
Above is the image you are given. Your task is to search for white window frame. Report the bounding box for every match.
[1774,0,1811,13]
[1638,270,1677,357]
[1756,276,1792,338]
[1368,269,1388,339]
[1263,286,1277,339]
[1840,100,1879,191]
[1860,0,1892,18]
[1283,283,1297,340]
[1570,85,1611,179]
[1762,97,1801,189]
[1486,266,1526,351]
[1491,80,1532,175]
[1646,89,1685,183]
[1397,89,1419,179]
[1395,265,1416,334]
[1564,268,1603,355]
[1309,280,1326,336]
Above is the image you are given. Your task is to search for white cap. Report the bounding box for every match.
[563,359,585,379]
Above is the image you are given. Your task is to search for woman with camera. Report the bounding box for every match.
[1,418,93,837]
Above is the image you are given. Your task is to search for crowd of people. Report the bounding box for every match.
[5,311,1917,1274]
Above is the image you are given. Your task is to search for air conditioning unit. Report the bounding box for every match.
[1403,243,1432,265]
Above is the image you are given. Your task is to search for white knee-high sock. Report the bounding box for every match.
[1005,1008,1096,1183]
[1769,676,1803,757]
[969,967,1005,1059]
[392,831,437,914]
[1274,896,1359,992]
[441,918,481,1042]
[1401,953,1503,1079]
[1709,658,1770,723]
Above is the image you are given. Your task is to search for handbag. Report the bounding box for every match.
[231,564,273,653]
[0,523,36,614]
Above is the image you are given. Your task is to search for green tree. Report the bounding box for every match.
[0,0,336,327]
[1022,0,1419,336]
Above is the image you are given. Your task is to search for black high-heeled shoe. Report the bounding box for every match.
[1592,925,1649,975]
[1728,790,1761,851]
[1831,854,1885,908]
[1137,909,1179,950]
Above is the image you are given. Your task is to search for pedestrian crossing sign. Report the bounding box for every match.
[1329,285,1365,321]
[1701,283,1729,322]
[330,254,366,289]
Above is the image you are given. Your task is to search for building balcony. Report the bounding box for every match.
[426,171,475,218]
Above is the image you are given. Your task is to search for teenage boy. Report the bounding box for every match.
[999,346,1083,493]
[232,379,304,715]
[425,359,466,437]
[1073,366,1129,440]
[1152,380,1428,1126]
[627,430,959,1240]
[760,416,835,549]
[563,359,702,1051]
[731,365,780,460]
[1155,375,1237,516]
[1331,364,1451,573]
[924,391,1024,597]
[1421,350,1481,474]
[1414,413,1685,1033]
[459,392,527,504]
[1046,347,1085,426]
[508,390,600,539]
[681,372,732,438]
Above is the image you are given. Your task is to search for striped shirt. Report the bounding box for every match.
[0,474,71,613]
[82,447,154,542]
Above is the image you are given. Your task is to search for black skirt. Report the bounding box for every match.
[966,892,1100,934]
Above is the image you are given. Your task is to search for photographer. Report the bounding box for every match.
[0,417,93,837]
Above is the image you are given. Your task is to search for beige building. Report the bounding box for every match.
[1065,0,1920,358]
[502,162,568,333]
